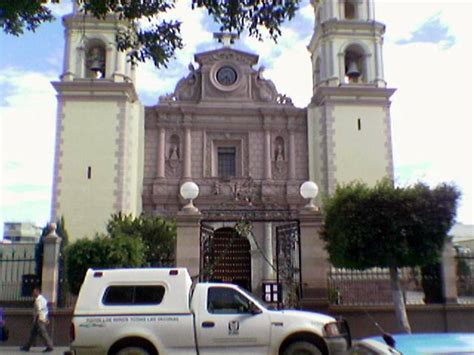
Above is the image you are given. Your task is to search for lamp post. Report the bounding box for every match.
[300,181,319,211]
[179,181,200,213]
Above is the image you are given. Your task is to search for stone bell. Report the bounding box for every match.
[346,60,361,79]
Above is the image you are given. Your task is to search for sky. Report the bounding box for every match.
[0,0,473,236]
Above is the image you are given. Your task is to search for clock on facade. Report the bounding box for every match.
[216,66,238,86]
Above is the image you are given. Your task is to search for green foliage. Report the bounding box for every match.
[322,179,460,270]
[191,0,300,41]
[0,0,301,67]
[106,213,176,266]
[0,0,58,35]
[65,234,145,295]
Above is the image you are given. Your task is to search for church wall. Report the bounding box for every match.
[143,126,158,180]
[248,131,265,179]
[191,130,204,178]
[294,130,310,180]
[331,105,390,187]
[127,101,144,215]
[54,100,121,239]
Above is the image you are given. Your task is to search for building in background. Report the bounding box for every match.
[2,222,42,244]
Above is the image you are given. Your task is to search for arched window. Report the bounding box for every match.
[344,44,365,84]
[85,41,106,79]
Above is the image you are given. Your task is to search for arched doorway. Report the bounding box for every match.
[204,227,252,291]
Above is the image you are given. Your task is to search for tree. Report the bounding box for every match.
[0,0,301,68]
[322,180,459,333]
[106,213,176,266]
[65,234,145,294]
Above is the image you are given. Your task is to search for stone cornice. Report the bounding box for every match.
[321,19,385,35]
[149,103,305,118]
[63,13,128,30]
[52,80,138,101]
[312,85,396,106]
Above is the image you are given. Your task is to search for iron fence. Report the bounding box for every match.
[456,251,474,303]
[0,249,37,306]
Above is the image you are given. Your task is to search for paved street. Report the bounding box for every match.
[0,347,69,354]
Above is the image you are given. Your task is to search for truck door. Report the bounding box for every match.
[196,286,271,355]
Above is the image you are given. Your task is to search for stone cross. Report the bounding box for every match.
[213,32,239,47]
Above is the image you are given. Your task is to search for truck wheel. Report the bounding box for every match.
[283,341,323,355]
[114,345,157,355]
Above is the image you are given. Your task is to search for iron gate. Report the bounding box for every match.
[200,225,252,290]
[276,221,302,308]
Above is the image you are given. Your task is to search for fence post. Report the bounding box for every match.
[298,208,328,305]
[176,210,202,279]
[41,223,62,306]
[441,238,458,304]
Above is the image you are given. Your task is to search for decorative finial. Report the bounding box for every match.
[213,32,239,47]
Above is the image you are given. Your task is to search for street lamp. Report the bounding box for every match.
[300,181,319,210]
[179,181,200,212]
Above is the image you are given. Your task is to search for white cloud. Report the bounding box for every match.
[1,69,57,226]
[383,2,473,223]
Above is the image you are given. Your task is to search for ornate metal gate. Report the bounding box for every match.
[200,223,214,281]
[200,225,252,290]
[276,221,302,308]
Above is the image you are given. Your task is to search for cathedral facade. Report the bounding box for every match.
[51,0,395,298]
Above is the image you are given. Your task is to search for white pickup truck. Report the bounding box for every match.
[68,268,350,355]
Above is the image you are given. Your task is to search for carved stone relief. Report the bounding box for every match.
[159,63,201,103]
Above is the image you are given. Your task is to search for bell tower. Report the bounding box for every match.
[307,0,395,197]
[51,5,144,240]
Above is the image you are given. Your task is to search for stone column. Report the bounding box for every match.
[157,127,166,178]
[441,239,458,304]
[41,224,62,306]
[288,129,296,180]
[263,222,275,280]
[264,130,272,180]
[113,49,126,82]
[176,210,202,279]
[62,31,74,81]
[183,126,192,179]
[298,209,328,305]
[106,44,114,79]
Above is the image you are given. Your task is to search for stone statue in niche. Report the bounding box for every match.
[169,143,179,161]
[273,139,287,178]
[275,143,284,162]
[166,142,181,176]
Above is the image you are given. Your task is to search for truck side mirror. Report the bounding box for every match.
[250,303,262,315]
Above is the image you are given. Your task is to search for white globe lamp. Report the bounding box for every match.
[300,181,319,210]
[180,181,200,212]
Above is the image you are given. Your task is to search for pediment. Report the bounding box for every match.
[194,47,259,67]
[159,46,293,107]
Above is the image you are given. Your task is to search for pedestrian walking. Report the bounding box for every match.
[20,287,54,352]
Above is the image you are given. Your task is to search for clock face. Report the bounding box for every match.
[216,66,238,86]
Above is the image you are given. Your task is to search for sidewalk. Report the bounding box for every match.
[0,347,69,354]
